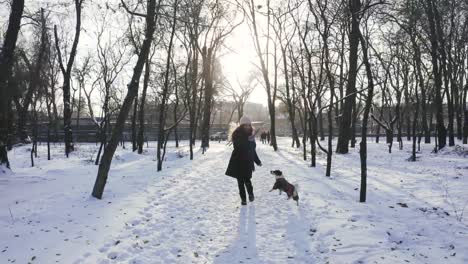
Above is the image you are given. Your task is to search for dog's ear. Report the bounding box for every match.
[270,170,283,176]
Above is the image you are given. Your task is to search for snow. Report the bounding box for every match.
[1,138,467,263]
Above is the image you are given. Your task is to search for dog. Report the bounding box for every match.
[269,170,299,205]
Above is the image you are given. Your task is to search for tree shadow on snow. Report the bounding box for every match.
[214,206,263,263]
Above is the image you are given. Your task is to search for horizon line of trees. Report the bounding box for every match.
[1,0,467,202]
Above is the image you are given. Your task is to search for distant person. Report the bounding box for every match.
[225,116,262,205]
[260,131,266,144]
[266,131,271,144]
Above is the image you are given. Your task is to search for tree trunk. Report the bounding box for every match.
[188,47,198,160]
[249,0,277,151]
[425,0,447,150]
[200,46,213,152]
[138,58,150,154]
[0,0,24,169]
[309,114,317,167]
[92,0,159,199]
[411,99,420,162]
[358,28,375,203]
[76,80,82,143]
[318,97,325,141]
[463,109,468,144]
[132,96,138,152]
[336,0,360,154]
[54,0,83,157]
[404,86,412,141]
[17,10,47,142]
[351,101,358,148]
[157,1,177,171]
[173,61,180,148]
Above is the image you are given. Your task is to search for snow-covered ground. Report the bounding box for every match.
[1,138,467,264]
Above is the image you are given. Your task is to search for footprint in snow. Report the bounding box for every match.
[107,252,118,260]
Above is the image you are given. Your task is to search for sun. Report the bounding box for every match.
[222,24,256,85]
[220,23,268,106]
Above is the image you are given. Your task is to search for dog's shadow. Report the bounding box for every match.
[214,206,262,263]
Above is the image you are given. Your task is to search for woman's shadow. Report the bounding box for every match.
[214,205,261,263]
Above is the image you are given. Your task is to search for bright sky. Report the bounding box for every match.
[0,0,270,106]
[221,8,267,106]
[221,21,268,106]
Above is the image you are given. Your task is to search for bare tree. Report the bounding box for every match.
[424,0,447,150]
[222,75,256,122]
[336,0,361,154]
[16,9,48,143]
[242,0,279,151]
[309,0,343,177]
[73,55,92,143]
[157,0,179,171]
[54,0,84,157]
[272,4,301,148]
[199,0,243,152]
[0,0,25,169]
[92,0,161,199]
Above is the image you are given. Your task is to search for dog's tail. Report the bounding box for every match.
[293,183,299,206]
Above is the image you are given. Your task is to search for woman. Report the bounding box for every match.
[225,116,262,205]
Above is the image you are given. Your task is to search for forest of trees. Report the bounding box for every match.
[0,0,467,202]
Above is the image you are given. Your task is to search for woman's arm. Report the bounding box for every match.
[253,149,262,166]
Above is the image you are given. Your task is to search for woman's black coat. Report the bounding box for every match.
[225,127,260,180]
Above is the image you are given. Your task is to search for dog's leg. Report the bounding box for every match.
[279,190,282,195]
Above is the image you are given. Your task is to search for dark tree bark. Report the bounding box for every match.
[46,81,53,160]
[336,0,361,154]
[351,101,357,148]
[309,114,317,167]
[358,27,375,203]
[424,0,447,150]
[187,45,197,159]
[410,81,420,162]
[0,0,25,169]
[137,57,150,154]
[318,97,325,141]
[433,2,454,146]
[200,46,213,152]
[463,109,468,144]
[410,30,430,144]
[157,0,178,171]
[404,82,412,141]
[172,59,180,148]
[132,96,138,152]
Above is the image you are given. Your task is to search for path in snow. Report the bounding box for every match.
[75,143,325,264]
[67,140,468,264]
[2,140,467,264]
[75,139,468,263]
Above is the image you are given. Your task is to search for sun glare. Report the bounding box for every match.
[221,24,267,106]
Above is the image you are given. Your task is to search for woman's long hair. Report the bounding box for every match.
[228,122,238,143]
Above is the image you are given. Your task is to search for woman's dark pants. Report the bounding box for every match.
[236,177,253,202]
